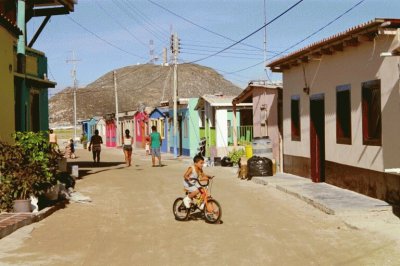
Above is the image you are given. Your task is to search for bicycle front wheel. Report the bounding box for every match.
[173,197,190,221]
[204,199,222,224]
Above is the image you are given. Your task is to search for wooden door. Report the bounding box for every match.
[310,96,325,182]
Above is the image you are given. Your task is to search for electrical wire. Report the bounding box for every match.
[221,0,366,75]
[146,0,264,52]
[94,0,148,48]
[189,0,305,64]
[67,16,147,60]
[112,0,167,43]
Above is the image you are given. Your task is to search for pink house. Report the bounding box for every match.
[134,111,149,149]
[233,81,283,169]
[104,113,116,147]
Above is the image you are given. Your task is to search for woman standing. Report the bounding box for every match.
[88,129,103,164]
[123,129,133,167]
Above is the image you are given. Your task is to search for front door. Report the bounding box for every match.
[310,95,325,182]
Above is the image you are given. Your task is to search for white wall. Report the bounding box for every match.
[282,33,400,172]
[216,108,228,156]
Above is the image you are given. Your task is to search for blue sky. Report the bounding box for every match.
[27,0,400,96]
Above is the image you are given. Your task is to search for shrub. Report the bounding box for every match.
[227,149,245,165]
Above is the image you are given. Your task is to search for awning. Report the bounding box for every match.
[14,73,57,88]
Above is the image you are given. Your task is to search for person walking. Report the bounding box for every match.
[49,129,58,150]
[88,129,103,164]
[122,129,133,167]
[150,125,162,167]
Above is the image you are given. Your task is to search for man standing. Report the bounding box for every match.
[150,125,162,167]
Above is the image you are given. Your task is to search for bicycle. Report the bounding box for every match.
[172,177,222,224]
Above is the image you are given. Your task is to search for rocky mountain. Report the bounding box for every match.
[49,63,243,126]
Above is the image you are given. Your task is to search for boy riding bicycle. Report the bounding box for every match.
[183,155,213,209]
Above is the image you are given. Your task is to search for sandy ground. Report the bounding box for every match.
[0,148,399,266]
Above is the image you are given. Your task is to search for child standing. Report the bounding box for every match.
[145,136,150,156]
[69,139,76,159]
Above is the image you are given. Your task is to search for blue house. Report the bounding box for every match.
[167,98,200,157]
[149,107,169,153]
[81,117,100,141]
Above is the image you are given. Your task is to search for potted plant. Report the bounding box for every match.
[227,149,246,166]
[0,142,36,212]
[0,132,62,212]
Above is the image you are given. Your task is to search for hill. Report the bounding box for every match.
[49,63,243,126]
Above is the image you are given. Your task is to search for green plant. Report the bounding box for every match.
[227,149,245,165]
[0,132,63,211]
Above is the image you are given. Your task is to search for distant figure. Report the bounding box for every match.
[49,129,58,149]
[88,129,103,164]
[65,139,76,159]
[145,136,150,156]
[69,139,76,159]
[150,126,162,167]
[122,129,133,167]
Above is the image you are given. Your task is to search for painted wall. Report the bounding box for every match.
[252,87,281,164]
[0,27,16,143]
[96,118,106,141]
[282,33,399,173]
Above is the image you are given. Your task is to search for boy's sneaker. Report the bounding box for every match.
[183,196,191,208]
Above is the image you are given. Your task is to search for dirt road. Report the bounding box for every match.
[0,148,399,265]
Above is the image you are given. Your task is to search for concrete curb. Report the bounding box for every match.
[252,176,335,214]
[0,200,67,240]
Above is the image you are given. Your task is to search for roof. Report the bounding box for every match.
[233,82,282,105]
[0,13,21,37]
[268,18,400,72]
[195,94,252,110]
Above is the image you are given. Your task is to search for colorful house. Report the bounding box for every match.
[1,1,75,134]
[104,113,117,147]
[0,14,20,143]
[96,117,106,142]
[166,98,201,157]
[233,82,283,168]
[134,111,149,149]
[117,111,136,147]
[81,117,101,141]
[149,108,169,153]
[195,94,251,158]
[267,18,400,205]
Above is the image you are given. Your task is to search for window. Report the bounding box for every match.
[160,119,165,139]
[362,80,381,146]
[336,85,352,144]
[291,96,301,141]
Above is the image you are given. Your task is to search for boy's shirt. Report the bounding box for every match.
[150,132,161,148]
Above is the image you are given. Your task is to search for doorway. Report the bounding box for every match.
[310,95,325,182]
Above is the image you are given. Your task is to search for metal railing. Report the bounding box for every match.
[228,126,253,145]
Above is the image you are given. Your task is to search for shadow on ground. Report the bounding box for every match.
[67,161,125,179]
[392,205,400,219]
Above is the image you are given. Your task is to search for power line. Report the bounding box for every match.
[220,0,366,75]
[189,0,305,63]
[112,0,167,43]
[94,0,148,48]
[67,16,147,60]
[267,0,367,62]
[181,51,262,60]
[146,0,264,52]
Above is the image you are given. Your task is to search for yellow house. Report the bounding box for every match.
[0,14,21,143]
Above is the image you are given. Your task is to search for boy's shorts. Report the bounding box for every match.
[183,180,200,192]
[151,147,161,157]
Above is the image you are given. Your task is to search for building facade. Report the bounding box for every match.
[268,18,400,204]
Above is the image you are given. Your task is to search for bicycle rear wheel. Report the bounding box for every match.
[204,199,222,224]
[173,197,190,221]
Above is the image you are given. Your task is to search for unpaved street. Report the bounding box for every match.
[0,148,399,265]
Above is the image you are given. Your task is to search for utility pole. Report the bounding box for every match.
[114,70,120,147]
[66,51,80,141]
[171,32,180,158]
